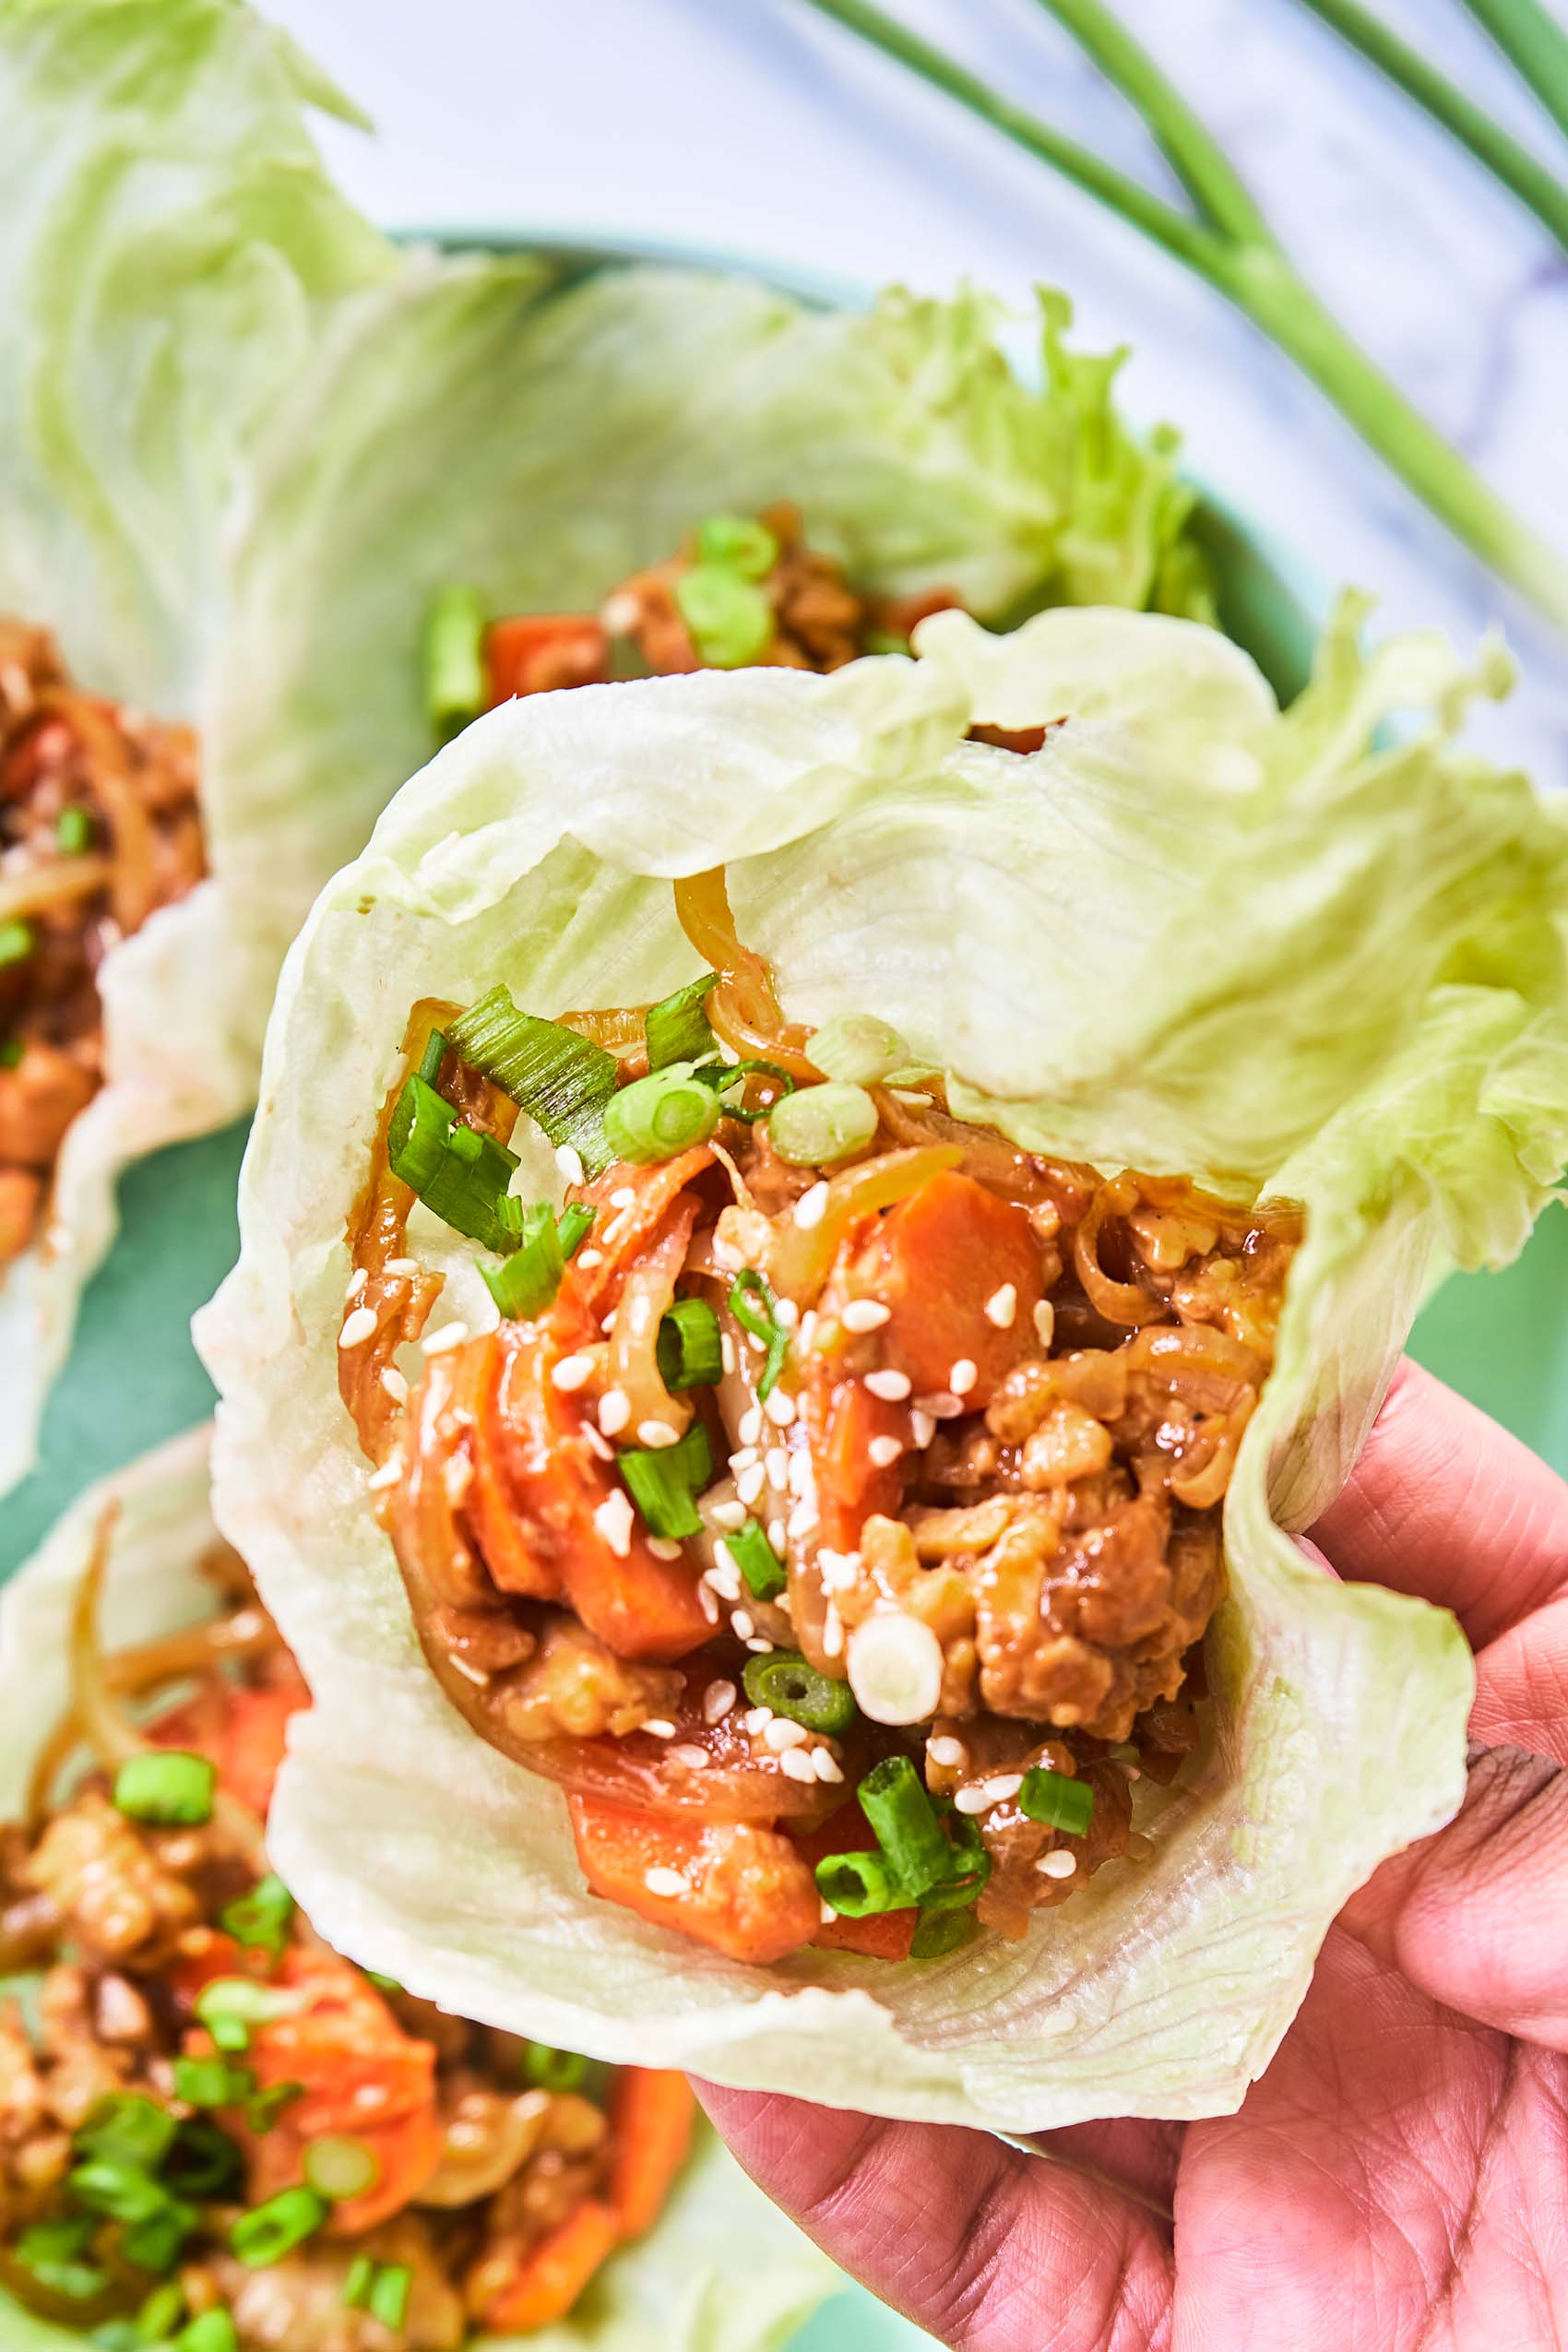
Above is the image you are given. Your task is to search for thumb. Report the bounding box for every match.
[1340,1740,1568,2050]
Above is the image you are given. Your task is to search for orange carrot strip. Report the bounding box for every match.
[481,2198,622,2330]
[607,2070,695,2238]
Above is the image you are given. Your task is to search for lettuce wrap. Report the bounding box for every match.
[196,599,1568,2132]
[0,0,1207,1496]
[0,1426,837,2350]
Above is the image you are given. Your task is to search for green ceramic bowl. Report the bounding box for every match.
[2,230,1562,2352]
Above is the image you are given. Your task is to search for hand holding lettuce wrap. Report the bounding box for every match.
[197,598,1568,2132]
[0,1431,835,2351]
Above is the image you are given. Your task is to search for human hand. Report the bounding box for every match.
[698,1363,1568,2349]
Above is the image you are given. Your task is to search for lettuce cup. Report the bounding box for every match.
[198,600,1568,2132]
[0,1429,834,2350]
[0,0,1206,1495]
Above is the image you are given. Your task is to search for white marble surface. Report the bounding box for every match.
[272,0,1568,783]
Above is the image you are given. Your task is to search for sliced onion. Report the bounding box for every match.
[608,1199,698,1435]
[415,2087,549,2207]
[1072,1180,1162,1328]
[673,866,819,1078]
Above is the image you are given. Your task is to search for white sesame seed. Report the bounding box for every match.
[703,1681,737,1725]
[581,1422,614,1462]
[647,1537,684,1561]
[788,1449,816,1497]
[779,1748,819,1783]
[346,1265,368,1301]
[576,1248,603,1270]
[982,1772,1025,1802]
[422,1321,469,1355]
[1033,1300,1056,1348]
[736,1463,766,1507]
[793,1181,830,1229]
[385,1256,421,1278]
[551,1352,596,1392]
[669,1743,709,1771]
[787,1502,819,1541]
[597,1387,631,1436]
[637,1419,682,1448]
[592,1491,635,1558]
[1039,1849,1077,1880]
[610,1186,636,1209]
[864,1369,911,1402]
[954,1788,992,1816]
[720,1332,737,1374]
[767,1516,788,1553]
[602,590,641,634]
[774,1296,801,1329]
[745,1635,775,1653]
[821,1600,845,1659]
[820,1898,837,1926]
[339,1305,378,1348]
[641,1719,676,1740]
[738,1405,764,1447]
[600,1311,618,1334]
[712,1235,743,1271]
[764,1388,797,1428]
[742,1707,773,1736]
[927,1735,968,1769]
[765,1446,790,1490]
[985,1283,1017,1329]
[731,1609,755,1641]
[818,1549,861,1593]
[909,1409,936,1449]
[1124,1764,1142,1782]
[915,1391,963,1419]
[764,1717,809,1751]
[555,1143,586,1187]
[708,1498,748,1532]
[644,1867,689,1898]
[729,1444,760,1473]
[704,1558,742,1603]
[697,1580,721,1624]
[868,1434,902,1469]
[949,1359,978,1398]
[380,1366,409,1406]
[813,1749,845,1784]
[448,1656,491,1687]
[367,1456,403,1491]
[841,1298,891,1333]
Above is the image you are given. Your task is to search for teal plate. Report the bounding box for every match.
[3,232,1563,2352]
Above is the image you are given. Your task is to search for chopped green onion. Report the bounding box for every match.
[523,2041,588,2092]
[17,2216,93,2265]
[0,918,35,969]
[727,1268,789,1400]
[725,1518,787,1602]
[303,2136,379,2204]
[916,1813,992,1913]
[230,2186,327,2268]
[483,1200,564,1320]
[617,1420,712,1541]
[656,1297,722,1390]
[602,1063,721,1163]
[172,2056,253,2109]
[673,564,774,668]
[742,1650,857,1736]
[0,1039,21,1069]
[687,1056,795,1124]
[173,2315,240,2352]
[386,1074,524,1255]
[368,2264,412,2331]
[417,1027,449,1086]
[814,1848,910,1918]
[695,514,779,578]
[244,2081,304,2137]
[19,2253,108,2304]
[857,1755,951,1895]
[75,2095,176,2173]
[864,628,911,657]
[135,2279,186,2341]
[55,803,93,855]
[162,2117,244,2204]
[807,1013,911,1087]
[1019,1766,1094,1838]
[447,985,617,1175]
[121,2205,196,2277]
[645,971,719,1070]
[364,1970,403,1996]
[909,1907,979,1959]
[557,1201,596,1258]
[768,1080,878,1167]
[341,2253,376,2310]
[112,1751,215,1827]
[193,1978,304,2055]
[219,1872,294,1959]
[422,584,487,745]
[70,2160,179,2227]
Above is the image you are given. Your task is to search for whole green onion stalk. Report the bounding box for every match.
[796,0,1568,630]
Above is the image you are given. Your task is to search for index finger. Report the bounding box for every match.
[1311,1360,1568,1649]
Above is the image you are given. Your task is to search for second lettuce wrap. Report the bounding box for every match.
[198,600,1567,2132]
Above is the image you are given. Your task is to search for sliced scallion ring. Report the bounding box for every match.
[656,1296,723,1389]
[602,1063,721,1162]
[806,1013,910,1087]
[742,1649,857,1736]
[727,1268,789,1399]
[768,1080,878,1167]
[856,1754,951,1895]
[814,1848,909,1918]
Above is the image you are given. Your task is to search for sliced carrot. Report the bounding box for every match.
[483,1324,712,1662]
[483,614,608,706]
[215,1681,309,1821]
[606,2070,695,2237]
[791,1804,918,1962]
[802,1366,908,1553]
[481,2198,622,2331]
[552,1148,714,1327]
[568,1796,820,1966]
[867,1170,1043,1408]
